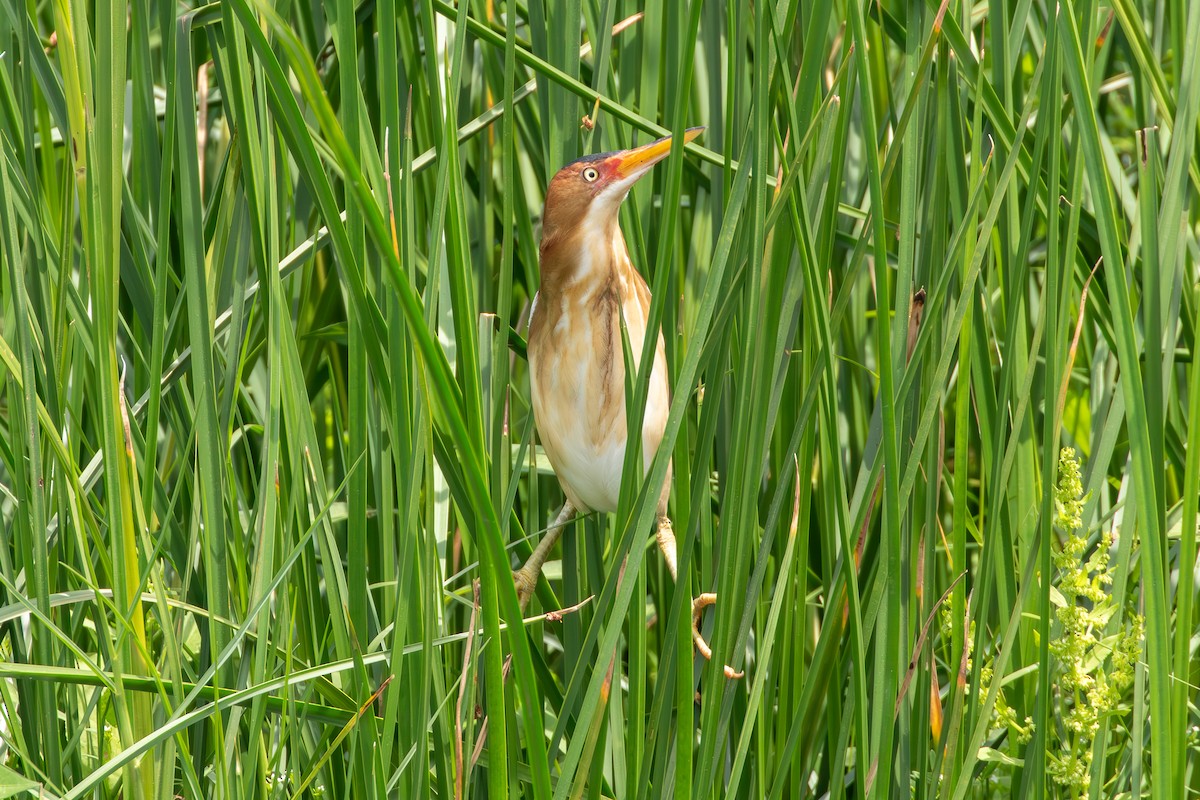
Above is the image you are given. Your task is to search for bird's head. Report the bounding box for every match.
[539,127,704,256]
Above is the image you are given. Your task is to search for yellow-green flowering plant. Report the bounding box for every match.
[1046,448,1142,795]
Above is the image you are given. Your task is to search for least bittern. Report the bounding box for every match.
[516,127,741,678]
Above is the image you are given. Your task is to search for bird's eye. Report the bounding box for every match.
[582,167,599,182]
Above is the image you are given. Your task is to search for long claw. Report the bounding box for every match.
[656,515,744,679]
[691,593,744,679]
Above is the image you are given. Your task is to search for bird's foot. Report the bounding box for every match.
[513,565,538,612]
[512,502,576,613]
[656,515,744,679]
[690,593,744,679]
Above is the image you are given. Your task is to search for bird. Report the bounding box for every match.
[514,127,741,679]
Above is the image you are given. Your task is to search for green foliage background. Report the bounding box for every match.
[0,0,1198,797]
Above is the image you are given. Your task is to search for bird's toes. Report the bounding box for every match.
[691,593,744,679]
[513,569,536,611]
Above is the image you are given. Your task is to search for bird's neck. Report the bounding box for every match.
[539,211,631,296]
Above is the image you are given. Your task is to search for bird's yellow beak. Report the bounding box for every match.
[611,126,704,179]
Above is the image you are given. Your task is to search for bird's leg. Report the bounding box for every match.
[655,515,744,679]
[514,502,576,611]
